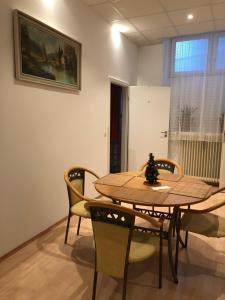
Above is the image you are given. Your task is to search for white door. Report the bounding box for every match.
[128,86,170,171]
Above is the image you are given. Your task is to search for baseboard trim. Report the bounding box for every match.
[0,216,67,262]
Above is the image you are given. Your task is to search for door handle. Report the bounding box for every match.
[161,131,168,138]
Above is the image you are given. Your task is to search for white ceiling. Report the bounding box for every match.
[81,0,225,46]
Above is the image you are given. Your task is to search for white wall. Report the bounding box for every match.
[0,0,138,257]
[137,44,163,86]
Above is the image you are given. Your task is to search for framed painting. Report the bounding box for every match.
[13,10,81,91]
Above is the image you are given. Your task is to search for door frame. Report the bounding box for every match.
[108,76,129,172]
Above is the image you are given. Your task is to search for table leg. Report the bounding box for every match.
[167,208,178,283]
[175,210,182,276]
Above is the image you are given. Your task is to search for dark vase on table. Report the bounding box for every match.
[145,153,159,184]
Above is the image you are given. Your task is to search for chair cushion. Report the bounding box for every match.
[70,200,91,218]
[129,231,159,263]
[181,212,225,238]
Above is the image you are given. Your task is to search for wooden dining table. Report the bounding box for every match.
[94,171,213,283]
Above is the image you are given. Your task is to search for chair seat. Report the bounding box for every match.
[129,231,159,263]
[181,212,225,238]
[70,195,112,218]
[70,200,91,218]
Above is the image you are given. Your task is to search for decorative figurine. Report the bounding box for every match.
[145,153,159,184]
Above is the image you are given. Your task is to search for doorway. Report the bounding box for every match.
[110,82,128,173]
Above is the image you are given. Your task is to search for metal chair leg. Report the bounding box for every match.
[172,207,176,237]
[77,216,82,235]
[92,270,98,300]
[184,205,190,248]
[172,225,176,237]
[175,212,181,276]
[184,231,188,248]
[159,228,163,288]
[168,209,178,283]
[64,213,71,244]
[122,272,128,300]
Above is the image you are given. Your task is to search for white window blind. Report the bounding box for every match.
[163,32,225,182]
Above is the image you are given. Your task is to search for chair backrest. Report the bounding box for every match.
[64,166,100,206]
[90,204,134,279]
[87,201,161,279]
[180,186,225,214]
[179,187,225,238]
[139,157,183,175]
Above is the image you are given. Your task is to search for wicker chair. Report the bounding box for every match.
[87,201,164,300]
[64,166,107,244]
[138,157,183,175]
[175,187,225,273]
[137,157,183,214]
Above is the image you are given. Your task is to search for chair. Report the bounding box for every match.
[138,157,183,214]
[175,187,225,273]
[138,157,183,175]
[64,166,105,244]
[86,201,164,300]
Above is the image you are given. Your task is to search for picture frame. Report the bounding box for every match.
[13,10,82,91]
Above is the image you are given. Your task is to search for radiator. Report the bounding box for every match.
[178,139,222,184]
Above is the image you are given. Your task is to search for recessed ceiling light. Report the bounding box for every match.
[112,23,128,33]
[42,0,56,9]
[187,14,194,20]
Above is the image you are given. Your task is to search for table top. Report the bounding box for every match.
[94,172,213,207]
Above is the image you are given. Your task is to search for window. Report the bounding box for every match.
[174,38,208,72]
[216,36,225,70]
[166,33,225,182]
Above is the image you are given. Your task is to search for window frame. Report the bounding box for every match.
[211,32,225,75]
[170,32,225,78]
[172,36,209,75]
[171,34,211,77]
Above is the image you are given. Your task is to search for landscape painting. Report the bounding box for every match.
[13,10,81,91]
